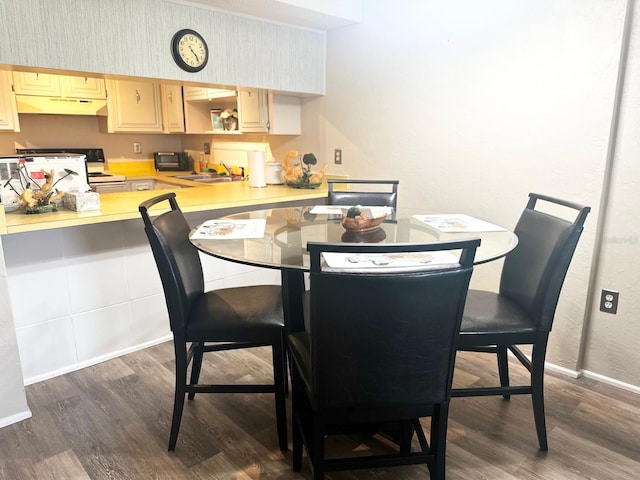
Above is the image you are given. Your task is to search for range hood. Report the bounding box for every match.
[15,95,108,116]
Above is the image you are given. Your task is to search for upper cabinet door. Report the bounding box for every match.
[0,71,20,131]
[238,88,269,133]
[161,84,185,133]
[63,75,106,99]
[105,79,163,133]
[12,72,61,96]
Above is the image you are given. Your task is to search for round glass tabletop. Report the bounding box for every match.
[190,206,518,271]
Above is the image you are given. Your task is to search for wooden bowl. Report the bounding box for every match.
[341,213,387,232]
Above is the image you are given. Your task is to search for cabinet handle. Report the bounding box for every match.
[135,90,141,103]
[168,90,173,103]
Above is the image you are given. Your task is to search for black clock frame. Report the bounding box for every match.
[171,28,209,73]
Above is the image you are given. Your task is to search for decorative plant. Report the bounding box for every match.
[3,165,77,213]
[283,150,326,186]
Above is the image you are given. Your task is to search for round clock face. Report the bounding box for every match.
[171,29,209,72]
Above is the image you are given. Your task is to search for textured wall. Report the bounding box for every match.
[0,0,325,94]
[582,0,640,387]
[300,0,638,388]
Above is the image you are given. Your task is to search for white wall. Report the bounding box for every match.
[0,240,30,427]
[582,0,640,387]
[298,0,639,388]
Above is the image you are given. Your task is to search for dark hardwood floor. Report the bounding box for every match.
[1,341,638,479]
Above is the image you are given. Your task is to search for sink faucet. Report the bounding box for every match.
[221,163,232,176]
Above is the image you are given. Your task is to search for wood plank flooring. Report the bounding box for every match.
[1,341,638,479]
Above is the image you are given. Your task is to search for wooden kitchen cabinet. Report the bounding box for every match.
[238,88,301,135]
[238,88,269,133]
[0,71,20,131]
[12,72,60,96]
[183,86,238,134]
[161,84,185,133]
[12,72,106,99]
[64,75,106,99]
[105,79,163,133]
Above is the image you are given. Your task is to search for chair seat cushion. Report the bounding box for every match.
[460,290,537,337]
[186,285,284,341]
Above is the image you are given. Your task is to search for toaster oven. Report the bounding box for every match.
[154,152,191,171]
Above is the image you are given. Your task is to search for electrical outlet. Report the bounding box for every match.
[204,142,211,155]
[599,289,619,314]
[133,142,141,154]
[334,148,342,165]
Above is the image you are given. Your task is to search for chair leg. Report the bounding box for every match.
[531,342,548,451]
[497,345,511,400]
[398,420,414,454]
[292,413,303,471]
[311,417,325,480]
[291,367,304,472]
[429,403,449,480]
[169,342,188,451]
[272,335,288,451]
[187,342,204,400]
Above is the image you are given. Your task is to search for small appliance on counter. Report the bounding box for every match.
[15,148,127,193]
[1,153,91,212]
[154,151,191,171]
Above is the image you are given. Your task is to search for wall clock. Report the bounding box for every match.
[171,29,209,72]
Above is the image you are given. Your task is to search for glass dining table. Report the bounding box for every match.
[190,205,518,332]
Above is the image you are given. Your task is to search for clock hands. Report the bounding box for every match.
[189,45,200,63]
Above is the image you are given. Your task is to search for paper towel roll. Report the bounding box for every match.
[248,151,267,188]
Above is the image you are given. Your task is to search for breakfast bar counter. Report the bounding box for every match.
[0,180,329,235]
[0,179,329,420]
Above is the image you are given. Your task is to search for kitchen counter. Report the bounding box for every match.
[0,179,329,235]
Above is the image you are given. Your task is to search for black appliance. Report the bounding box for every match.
[153,152,190,171]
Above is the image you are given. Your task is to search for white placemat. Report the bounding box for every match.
[413,214,507,232]
[321,250,459,272]
[190,219,266,239]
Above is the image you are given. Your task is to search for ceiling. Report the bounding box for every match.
[177,0,361,30]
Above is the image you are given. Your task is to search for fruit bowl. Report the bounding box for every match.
[341,206,388,232]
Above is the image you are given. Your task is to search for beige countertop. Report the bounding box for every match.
[0,178,329,235]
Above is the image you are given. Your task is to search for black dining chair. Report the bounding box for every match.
[327,179,399,208]
[138,192,287,452]
[452,192,590,451]
[289,239,480,479]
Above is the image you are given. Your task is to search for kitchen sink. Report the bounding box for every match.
[173,173,234,184]
[174,173,216,180]
[192,177,233,183]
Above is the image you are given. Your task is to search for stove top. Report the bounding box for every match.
[15,148,125,183]
[16,147,105,163]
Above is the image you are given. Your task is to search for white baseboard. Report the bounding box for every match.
[23,334,173,386]
[512,352,640,394]
[580,369,640,395]
[0,409,32,429]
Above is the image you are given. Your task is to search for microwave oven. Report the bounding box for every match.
[153,152,190,171]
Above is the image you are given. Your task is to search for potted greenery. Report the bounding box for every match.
[283,151,326,188]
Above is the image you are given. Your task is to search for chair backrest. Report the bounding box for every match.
[500,193,591,331]
[307,239,479,411]
[139,192,204,333]
[327,179,399,208]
